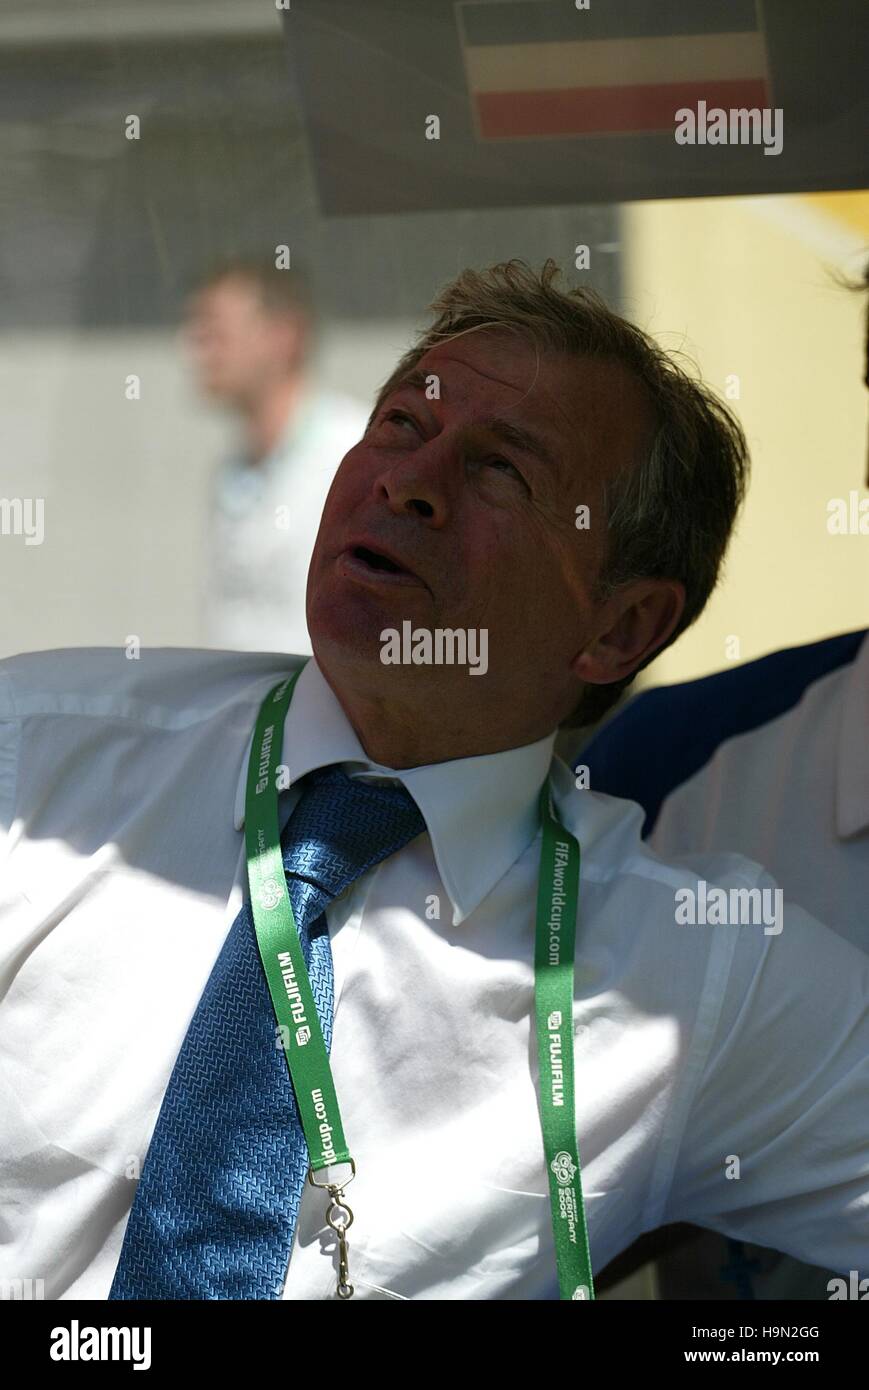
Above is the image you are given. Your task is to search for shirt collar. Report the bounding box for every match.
[835,630,869,839]
[234,656,556,927]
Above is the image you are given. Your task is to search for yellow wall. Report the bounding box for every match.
[624,190,869,686]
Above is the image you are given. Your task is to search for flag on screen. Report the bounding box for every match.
[458,0,771,140]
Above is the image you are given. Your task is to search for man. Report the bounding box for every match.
[184,257,368,655]
[1,260,867,1301]
[582,262,869,1298]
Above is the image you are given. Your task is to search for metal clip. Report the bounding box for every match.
[325,1186,354,1299]
[308,1162,356,1299]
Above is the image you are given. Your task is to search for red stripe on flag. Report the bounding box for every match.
[476,77,770,139]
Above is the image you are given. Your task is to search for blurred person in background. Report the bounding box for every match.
[582,260,869,1300]
[183,257,368,655]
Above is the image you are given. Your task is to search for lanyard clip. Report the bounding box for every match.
[308,1159,356,1299]
[307,1157,356,1192]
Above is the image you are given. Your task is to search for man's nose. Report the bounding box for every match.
[374,444,454,525]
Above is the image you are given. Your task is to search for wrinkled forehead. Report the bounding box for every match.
[413,328,656,486]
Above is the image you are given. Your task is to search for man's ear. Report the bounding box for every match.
[571,579,686,687]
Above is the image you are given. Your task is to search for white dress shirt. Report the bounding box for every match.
[584,630,869,1301]
[204,385,368,657]
[1,647,867,1301]
[650,632,869,950]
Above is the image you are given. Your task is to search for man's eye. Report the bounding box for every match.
[478,455,527,487]
[484,456,521,476]
[376,414,527,488]
[382,409,418,432]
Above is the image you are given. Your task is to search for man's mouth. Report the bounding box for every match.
[341,544,427,589]
[353,545,405,574]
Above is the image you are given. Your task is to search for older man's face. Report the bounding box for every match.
[307,327,655,712]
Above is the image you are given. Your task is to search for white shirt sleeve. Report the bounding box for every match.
[665,873,869,1277]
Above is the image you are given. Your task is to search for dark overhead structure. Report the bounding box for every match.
[283,0,869,215]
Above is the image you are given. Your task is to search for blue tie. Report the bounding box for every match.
[110,765,425,1300]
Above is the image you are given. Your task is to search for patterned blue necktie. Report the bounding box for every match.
[110,764,425,1300]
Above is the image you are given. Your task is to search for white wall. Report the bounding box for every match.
[624,191,869,687]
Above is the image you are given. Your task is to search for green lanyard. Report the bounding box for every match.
[535,781,594,1299]
[245,666,594,1301]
